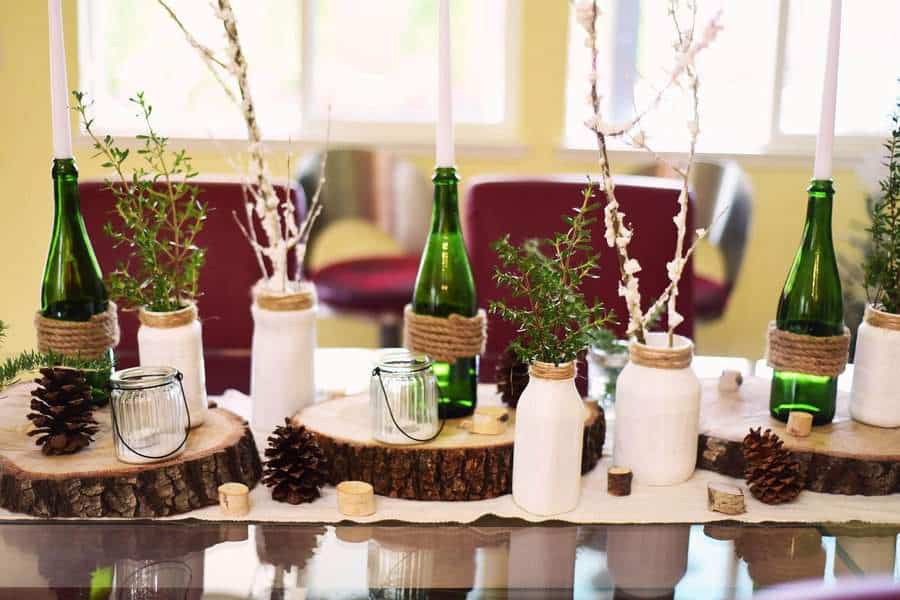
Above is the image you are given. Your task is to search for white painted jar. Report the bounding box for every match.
[850,305,900,428]
[138,303,207,427]
[251,283,317,432]
[512,361,585,516]
[614,333,700,486]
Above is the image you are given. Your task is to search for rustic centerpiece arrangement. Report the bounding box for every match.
[578,0,721,485]
[74,91,210,427]
[160,0,327,433]
[849,96,900,428]
[490,181,611,515]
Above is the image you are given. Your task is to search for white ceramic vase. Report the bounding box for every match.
[614,333,700,486]
[251,283,317,432]
[137,304,207,427]
[512,361,585,516]
[850,305,900,428]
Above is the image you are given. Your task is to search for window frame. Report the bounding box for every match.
[76,0,523,149]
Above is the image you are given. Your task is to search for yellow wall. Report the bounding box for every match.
[0,1,870,361]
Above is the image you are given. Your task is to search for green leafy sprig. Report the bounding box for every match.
[864,93,900,314]
[73,91,208,313]
[490,180,613,365]
[0,350,112,404]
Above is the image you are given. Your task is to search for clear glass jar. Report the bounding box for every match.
[110,366,191,464]
[588,340,629,411]
[370,351,440,445]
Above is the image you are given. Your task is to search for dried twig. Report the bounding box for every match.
[159,0,327,293]
[577,0,721,346]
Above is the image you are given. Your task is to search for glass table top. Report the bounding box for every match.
[0,520,896,598]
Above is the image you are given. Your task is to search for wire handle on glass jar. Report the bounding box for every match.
[110,370,192,461]
[372,366,445,443]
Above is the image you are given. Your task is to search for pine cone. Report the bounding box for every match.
[27,367,99,456]
[496,347,529,409]
[262,419,329,505]
[742,427,803,505]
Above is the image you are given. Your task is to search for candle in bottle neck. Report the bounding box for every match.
[812,0,842,181]
[436,0,454,167]
[48,0,73,159]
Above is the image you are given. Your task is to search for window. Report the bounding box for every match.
[78,0,517,143]
[564,0,900,156]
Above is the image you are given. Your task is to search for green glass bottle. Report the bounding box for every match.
[769,179,843,425]
[413,167,478,419]
[41,158,109,321]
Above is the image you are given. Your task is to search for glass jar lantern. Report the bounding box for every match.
[370,351,440,445]
[110,366,191,464]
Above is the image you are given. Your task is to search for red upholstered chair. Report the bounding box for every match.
[465,175,695,385]
[79,180,304,395]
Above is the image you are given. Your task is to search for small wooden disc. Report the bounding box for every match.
[697,376,900,495]
[337,480,376,517]
[295,386,605,501]
[607,466,633,496]
[707,482,746,515]
[786,411,813,437]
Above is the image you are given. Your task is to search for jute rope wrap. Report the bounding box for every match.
[766,321,850,378]
[254,289,316,312]
[139,303,198,328]
[529,361,576,380]
[403,304,487,364]
[35,301,120,359]
[865,304,900,332]
[629,338,693,370]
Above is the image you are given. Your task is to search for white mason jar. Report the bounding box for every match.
[251,282,317,432]
[137,303,207,427]
[512,360,585,516]
[614,333,700,485]
[850,305,900,428]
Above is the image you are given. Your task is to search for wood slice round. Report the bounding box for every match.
[0,383,262,518]
[697,376,900,495]
[295,387,605,501]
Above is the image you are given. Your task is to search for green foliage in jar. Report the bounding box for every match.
[73,91,207,313]
[864,93,900,314]
[490,180,612,365]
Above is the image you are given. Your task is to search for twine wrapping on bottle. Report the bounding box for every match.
[254,288,315,312]
[403,304,487,364]
[529,360,576,380]
[35,301,120,359]
[628,338,693,370]
[864,304,900,332]
[766,321,850,378]
[138,303,197,329]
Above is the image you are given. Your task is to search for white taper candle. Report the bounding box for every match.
[48,0,73,159]
[436,0,454,167]
[812,0,842,181]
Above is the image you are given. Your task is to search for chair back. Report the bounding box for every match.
[691,160,752,288]
[465,175,695,381]
[297,149,432,263]
[79,179,304,394]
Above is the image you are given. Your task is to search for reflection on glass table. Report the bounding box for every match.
[0,522,896,598]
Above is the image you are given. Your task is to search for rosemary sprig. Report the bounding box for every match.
[864,92,900,314]
[490,179,613,365]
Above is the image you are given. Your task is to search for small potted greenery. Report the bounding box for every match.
[491,181,611,515]
[850,96,900,428]
[75,92,209,427]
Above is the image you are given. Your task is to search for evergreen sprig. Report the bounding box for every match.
[490,180,612,365]
[0,350,112,404]
[73,91,208,313]
[864,93,900,314]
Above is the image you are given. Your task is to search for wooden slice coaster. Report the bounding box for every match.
[0,383,262,518]
[294,386,605,501]
[697,376,900,495]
